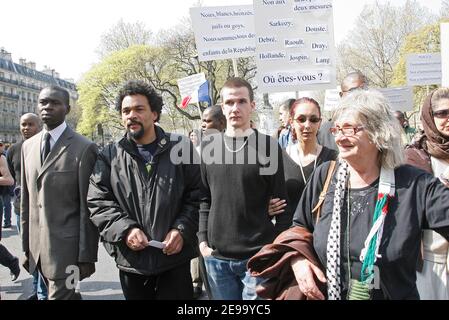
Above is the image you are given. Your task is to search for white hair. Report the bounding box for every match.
[332,89,404,169]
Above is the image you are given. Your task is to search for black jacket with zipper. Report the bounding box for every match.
[87,126,200,275]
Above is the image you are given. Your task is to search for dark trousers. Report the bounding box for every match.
[119,262,193,300]
[0,243,16,269]
[2,193,12,226]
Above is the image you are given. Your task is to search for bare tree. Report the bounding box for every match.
[337,0,437,87]
[155,20,257,118]
[97,19,153,57]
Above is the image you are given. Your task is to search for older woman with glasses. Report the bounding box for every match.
[250,89,449,300]
[269,97,337,216]
[404,88,449,300]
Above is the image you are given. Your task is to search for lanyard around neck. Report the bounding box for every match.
[297,145,318,184]
[359,166,395,284]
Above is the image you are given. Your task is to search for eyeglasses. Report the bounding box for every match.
[330,126,364,136]
[293,116,321,124]
[432,109,449,119]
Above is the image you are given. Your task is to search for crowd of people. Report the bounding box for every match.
[0,72,448,300]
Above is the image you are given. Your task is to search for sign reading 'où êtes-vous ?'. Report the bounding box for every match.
[190,5,256,62]
[254,0,337,93]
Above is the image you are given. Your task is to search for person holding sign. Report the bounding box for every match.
[88,80,201,300]
[405,88,449,300]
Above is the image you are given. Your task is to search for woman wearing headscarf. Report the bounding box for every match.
[249,89,449,300]
[404,88,449,300]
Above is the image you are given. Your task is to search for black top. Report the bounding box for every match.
[293,162,449,300]
[283,145,338,212]
[136,133,160,175]
[6,141,23,184]
[199,130,291,260]
[88,126,200,275]
[6,141,23,212]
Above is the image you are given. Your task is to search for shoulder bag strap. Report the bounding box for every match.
[311,160,336,224]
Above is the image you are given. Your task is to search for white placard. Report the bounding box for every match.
[177,73,206,103]
[254,0,337,93]
[406,53,442,86]
[442,23,449,87]
[190,5,256,61]
[377,87,414,112]
[324,89,340,112]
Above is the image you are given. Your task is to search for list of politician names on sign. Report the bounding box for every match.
[255,0,337,92]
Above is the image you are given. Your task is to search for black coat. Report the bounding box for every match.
[88,126,200,275]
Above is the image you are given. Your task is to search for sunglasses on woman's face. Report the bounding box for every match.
[293,115,321,124]
[432,109,449,119]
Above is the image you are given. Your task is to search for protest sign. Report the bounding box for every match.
[190,5,256,61]
[177,73,206,104]
[406,53,442,86]
[254,0,337,92]
[377,87,414,112]
[441,23,449,87]
[324,89,340,112]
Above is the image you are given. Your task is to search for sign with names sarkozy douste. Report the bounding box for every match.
[254,0,337,93]
[190,5,256,61]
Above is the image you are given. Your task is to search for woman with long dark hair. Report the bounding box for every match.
[269,97,337,216]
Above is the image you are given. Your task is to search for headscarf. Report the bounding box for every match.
[420,91,449,159]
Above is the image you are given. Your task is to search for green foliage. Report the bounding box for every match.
[77,26,257,139]
[77,45,164,138]
[391,19,449,112]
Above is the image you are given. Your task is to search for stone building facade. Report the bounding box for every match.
[0,48,77,144]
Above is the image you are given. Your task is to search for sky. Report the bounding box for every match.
[0,0,443,82]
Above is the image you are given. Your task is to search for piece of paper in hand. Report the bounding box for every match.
[147,240,166,249]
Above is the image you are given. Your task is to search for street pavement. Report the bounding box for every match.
[0,214,124,300]
[1,214,208,300]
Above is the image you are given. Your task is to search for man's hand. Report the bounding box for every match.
[78,262,95,281]
[199,241,213,257]
[125,228,149,251]
[268,198,287,216]
[162,229,183,256]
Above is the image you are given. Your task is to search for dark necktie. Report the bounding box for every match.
[42,132,51,164]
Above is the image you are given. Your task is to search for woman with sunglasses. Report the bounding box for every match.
[268,97,337,217]
[404,88,449,300]
[250,90,449,300]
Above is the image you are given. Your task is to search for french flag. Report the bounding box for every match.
[180,80,211,109]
